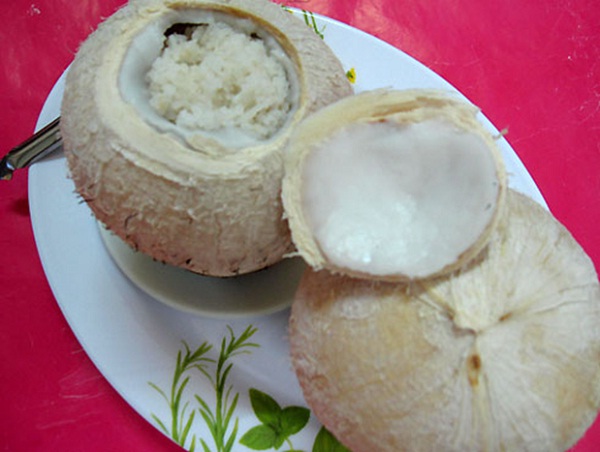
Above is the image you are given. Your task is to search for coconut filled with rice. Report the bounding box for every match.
[146,20,294,146]
[61,0,352,276]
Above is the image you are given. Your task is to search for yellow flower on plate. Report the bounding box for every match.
[346,67,357,83]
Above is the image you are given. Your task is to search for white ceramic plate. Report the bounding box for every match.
[29,10,546,451]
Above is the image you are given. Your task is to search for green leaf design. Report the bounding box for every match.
[244,388,313,451]
[273,432,287,450]
[301,9,325,39]
[148,341,213,450]
[239,424,278,450]
[280,406,310,437]
[149,326,260,452]
[196,325,258,452]
[149,327,340,452]
[200,439,211,452]
[312,426,350,452]
[249,388,282,427]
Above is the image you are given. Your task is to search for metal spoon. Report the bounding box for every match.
[0,117,62,181]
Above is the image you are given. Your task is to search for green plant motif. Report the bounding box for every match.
[301,9,326,39]
[282,6,357,84]
[240,388,310,451]
[149,341,214,451]
[312,426,351,452]
[149,325,349,452]
[149,326,258,452]
[196,325,259,452]
[281,6,325,39]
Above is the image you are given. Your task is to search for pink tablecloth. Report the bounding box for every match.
[1,0,599,450]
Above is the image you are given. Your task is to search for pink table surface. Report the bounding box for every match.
[1,0,599,450]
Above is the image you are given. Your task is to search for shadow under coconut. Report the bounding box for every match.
[97,223,307,318]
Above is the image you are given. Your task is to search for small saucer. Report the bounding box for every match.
[97,224,306,318]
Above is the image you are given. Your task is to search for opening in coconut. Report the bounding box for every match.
[283,90,506,281]
[119,8,300,151]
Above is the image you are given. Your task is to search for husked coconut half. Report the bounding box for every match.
[61,0,352,277]
[289,189,600,452]
[282,89,506,281]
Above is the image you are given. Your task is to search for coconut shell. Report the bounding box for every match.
[282,89,507,282]
[61,0,352,276]
[289,189,600,451]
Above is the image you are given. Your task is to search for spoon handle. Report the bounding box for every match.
[1,117,62,181]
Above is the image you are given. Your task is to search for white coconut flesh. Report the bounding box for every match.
[282,90,506,281]
[289,190,600,452]
[302,119,500,278]
[119,9,300,150]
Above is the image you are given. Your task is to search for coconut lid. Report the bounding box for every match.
[289,189,600,451]
[282,89,507,281]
